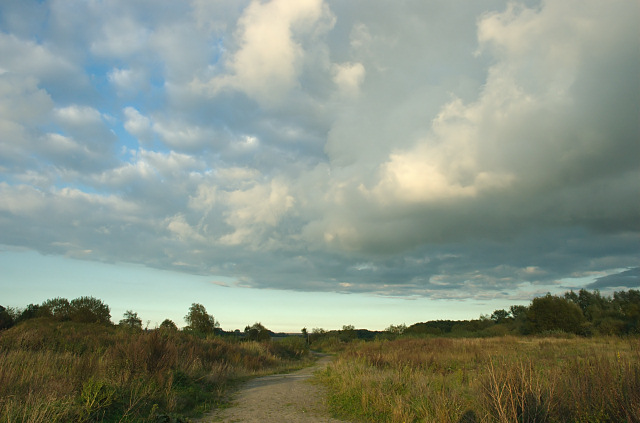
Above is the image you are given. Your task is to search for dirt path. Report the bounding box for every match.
[198,354,349,423]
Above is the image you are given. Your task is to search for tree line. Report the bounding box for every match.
[1,288,638,338]
[306,288,640,344]
[0,297,259,338]
[395,288,638,338]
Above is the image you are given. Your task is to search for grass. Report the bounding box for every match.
[0,318,311,422]
[318,336,640,422]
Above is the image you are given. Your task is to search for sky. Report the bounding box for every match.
[0,0,638,333]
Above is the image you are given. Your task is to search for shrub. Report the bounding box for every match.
[270,336,309,360]
[525,294,585,335]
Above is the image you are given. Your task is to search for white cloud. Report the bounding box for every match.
[150,22,211,83]
[331,62,365,96]
[216,166,260,183]
[349,22,372,51]
[124,107,218,150]
[54,105,102,126]
[220,179,296,246]
[108,68,148,95]
[91,16,151,58]
[195,0,334,107]
[138,149,205,176]
[370,152,513,204]
[152,120,215,151]
[356,0,638,216]
[41,133,83,155]
[0,33,77,82]
[123,107,153,143]
[0,74,52,124]
[188,184,217,213]
[95,148,204,189]
[166,214,206,244]
[0,183,47,216]
[47,105,116,169]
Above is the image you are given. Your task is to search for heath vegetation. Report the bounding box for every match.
[310,288,640,423]
[1,288,639,422]
[0,298,310,422]
[318,336,639,422]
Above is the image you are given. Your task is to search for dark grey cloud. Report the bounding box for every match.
[587,268,640,290]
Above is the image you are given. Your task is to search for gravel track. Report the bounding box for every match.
[198,354,350,423]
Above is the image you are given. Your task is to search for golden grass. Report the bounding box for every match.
[0,319,310,422]
[319,336,640,422]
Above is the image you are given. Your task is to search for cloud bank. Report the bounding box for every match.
[1,0,638,300]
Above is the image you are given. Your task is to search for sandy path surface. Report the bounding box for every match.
[198,354,349,423]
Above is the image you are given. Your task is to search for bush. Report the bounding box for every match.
[525,294,585,335]
[270,336,309,360]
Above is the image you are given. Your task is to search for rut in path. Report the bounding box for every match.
[199,354,350,423]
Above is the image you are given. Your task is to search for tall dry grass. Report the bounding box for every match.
[0,319,310,422]
[319,336,640,422]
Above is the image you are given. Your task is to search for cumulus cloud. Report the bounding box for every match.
[123,107,154,143]
[108,68,148,96]
[194,0,335,107]
[0,33,78,84]
[0,75,53,172]
[332,62,365,96]
[91,16,151,58]
[0,0,638,301]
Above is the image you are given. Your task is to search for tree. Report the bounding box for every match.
[490,309,510,323]
[119,310,142,330]
[40,297,71,321]
[340,324,357,341]
[69,296,111,324]
[244,322,271,341]
[509,305,528,321]
[525,294,585,334]
[159,319,178,332]
[0,305,14,330]
[184,303,218,335]
[613,289,640,334]
[385,323,407,335]
[309,327,326,343]
[18,304,43,322]
[565,289,610,322]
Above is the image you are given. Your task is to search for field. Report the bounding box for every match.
[0,318,310,422]
[318,336,640,423]
[2,312,639,423]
